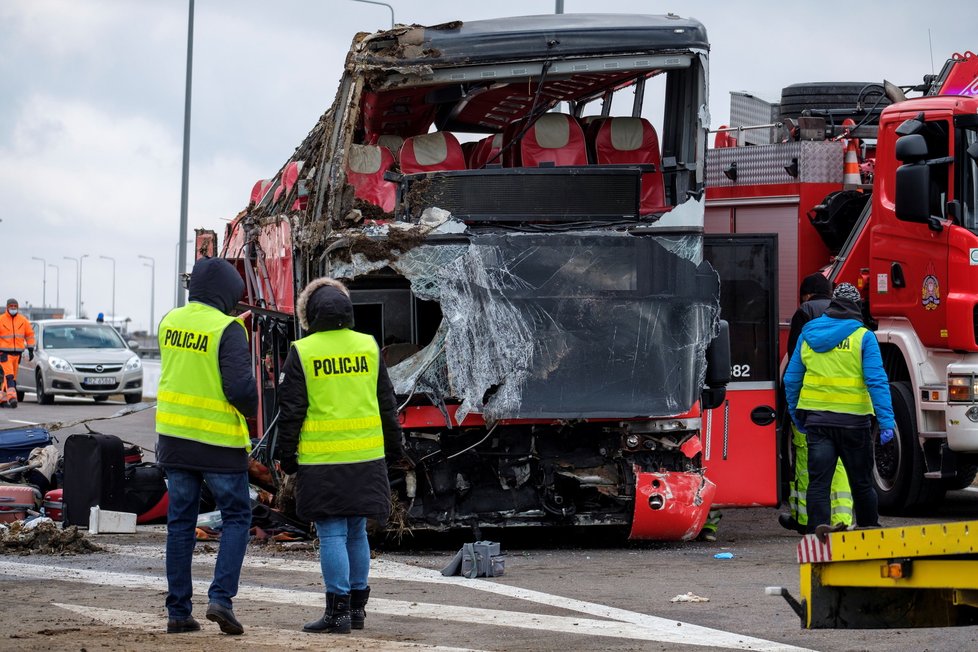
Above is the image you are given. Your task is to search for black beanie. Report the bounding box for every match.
[799,273,832,301]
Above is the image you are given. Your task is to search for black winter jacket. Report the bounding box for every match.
[786,296,832,359]
[275,278,403,522]
[156,257,258,473]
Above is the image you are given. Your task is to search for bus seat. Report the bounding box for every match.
[520,113,588,167]
[346,144,396,213]
[594,117,668,215]
[400,132,466,174]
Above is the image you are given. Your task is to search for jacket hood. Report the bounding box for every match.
[297,277,354,332]
[801,298,864,353]
[187,257,245,314]
[799,273,832,301]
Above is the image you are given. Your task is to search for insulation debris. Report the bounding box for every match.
[671,592,710,603]
[0,520,102,555]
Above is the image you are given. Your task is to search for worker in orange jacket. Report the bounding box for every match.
[0,299,36,408]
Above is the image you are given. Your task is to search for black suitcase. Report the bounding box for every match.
[124,462,168,523]
[0,427,54,464]
[63,433,126,527]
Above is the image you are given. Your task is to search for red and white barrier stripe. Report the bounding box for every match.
[797,534,833,564]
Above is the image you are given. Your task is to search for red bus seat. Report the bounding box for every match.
[346,144,396,213]
[250,179,273,206]
[374,134,404,161]
[272,161,306,210]
[594,117,668,215]
[469,133,503,169]
[520,113,588,167]
[400,132,466,174]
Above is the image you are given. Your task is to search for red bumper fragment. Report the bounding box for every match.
[628,470,716,541]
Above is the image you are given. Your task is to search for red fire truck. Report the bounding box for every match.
[706,51,978,513]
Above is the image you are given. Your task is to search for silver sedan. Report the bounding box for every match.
[16,319,143,404]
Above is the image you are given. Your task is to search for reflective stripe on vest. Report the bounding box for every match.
[293,329,384,465]
[155,303,250,449]
[797,328,875,415]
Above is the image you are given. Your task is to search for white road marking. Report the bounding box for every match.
[51,546,809,651]
[52,602,483,651]
[5,419,39,425]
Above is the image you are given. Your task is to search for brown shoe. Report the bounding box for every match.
[166,617,201,634]
[206,603,243,635]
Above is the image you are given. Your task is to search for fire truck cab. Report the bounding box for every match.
[707,52,978,513]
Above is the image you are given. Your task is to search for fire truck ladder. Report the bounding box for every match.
[767,520,978,628]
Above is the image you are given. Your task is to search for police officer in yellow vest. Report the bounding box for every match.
[784,282,894,534]
[156,258,257,635]
[779,273,853,534]
[275,277,404,635]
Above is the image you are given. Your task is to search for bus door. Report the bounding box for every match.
[703,234,780,506]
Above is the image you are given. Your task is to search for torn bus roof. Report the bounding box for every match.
[356,14,709,67]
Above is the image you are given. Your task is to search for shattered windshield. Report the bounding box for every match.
[332,229,720,423]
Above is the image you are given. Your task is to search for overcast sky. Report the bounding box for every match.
[0,0,971,332]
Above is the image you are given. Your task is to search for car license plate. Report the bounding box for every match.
[84,377,115,385]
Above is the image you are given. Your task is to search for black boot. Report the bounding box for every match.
[303,592,351,634]
[350,587,370,630]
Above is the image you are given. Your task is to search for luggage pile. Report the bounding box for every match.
[0,427,169,531]
[1,426,307,543]
[0,427,58,523]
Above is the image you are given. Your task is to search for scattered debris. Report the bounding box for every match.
[0,520,102,555]
[713,552,735,560]
[671,592,710,603]
[441,541,505,578]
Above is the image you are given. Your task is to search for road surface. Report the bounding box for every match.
[1,394,977,651]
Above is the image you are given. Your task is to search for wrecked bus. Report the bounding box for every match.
[209,14,775,540]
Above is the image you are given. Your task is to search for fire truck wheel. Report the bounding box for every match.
[874,381,923,514]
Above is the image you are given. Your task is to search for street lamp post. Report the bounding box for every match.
[79,254,89,318]
[100,255,116,324]
[63,256,79,318]
[174,239,192,307]
[138,255,156,335]
[31,257,46,308]
[48,264,60,311]
[350,0,394,28]
[176,0,194,308]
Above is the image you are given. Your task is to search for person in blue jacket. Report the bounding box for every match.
[784,282,895,533]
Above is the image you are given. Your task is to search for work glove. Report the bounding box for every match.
[278,457,299,476]
[27,348,34,361]
[879,428,895,445]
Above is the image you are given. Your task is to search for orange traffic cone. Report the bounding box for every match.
[843,139,861,188]
[841,118,860,153]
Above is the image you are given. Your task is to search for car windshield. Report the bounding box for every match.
[43,324,127,350]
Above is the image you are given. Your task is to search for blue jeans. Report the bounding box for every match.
[164,467,252,619]
[315,517,370,595]
[806,425,879,533]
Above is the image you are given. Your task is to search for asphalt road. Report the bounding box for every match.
[2,395,978,651]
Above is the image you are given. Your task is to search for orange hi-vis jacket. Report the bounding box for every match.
[0,313,35,354]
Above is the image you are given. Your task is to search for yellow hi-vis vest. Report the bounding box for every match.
[155,303,251,450]
[293,329,385,466]
[797,327,875,415]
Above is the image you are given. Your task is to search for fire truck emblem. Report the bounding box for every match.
[922,273,941,310]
